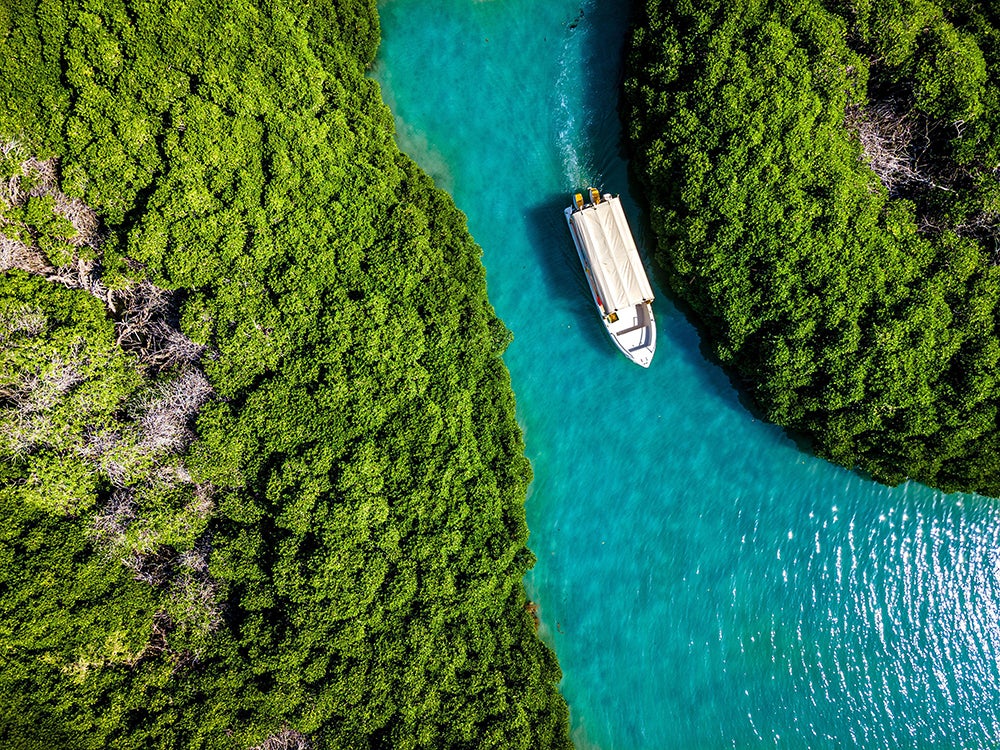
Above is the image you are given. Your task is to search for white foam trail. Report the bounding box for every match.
[553,0,598,188]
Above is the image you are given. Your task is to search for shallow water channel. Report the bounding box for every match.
[374,2,1000,747]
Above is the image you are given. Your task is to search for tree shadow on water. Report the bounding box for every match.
[567,3,753,413]
[600,36,798,450]
[569,0,769,421]
[522,193,617,363]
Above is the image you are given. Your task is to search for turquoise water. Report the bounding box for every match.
[373,2,1000,748]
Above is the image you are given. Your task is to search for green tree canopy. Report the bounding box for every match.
[0,1,571,747]
[625,0,1000,494]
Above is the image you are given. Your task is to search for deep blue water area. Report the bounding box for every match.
[373,2,1000,747]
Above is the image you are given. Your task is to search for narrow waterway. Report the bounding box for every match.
[374,2,1000,747]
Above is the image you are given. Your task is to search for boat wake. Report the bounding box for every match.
[554,0,598,189]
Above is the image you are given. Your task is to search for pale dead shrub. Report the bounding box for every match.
[249,729,312,750]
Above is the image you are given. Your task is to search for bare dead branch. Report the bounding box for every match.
[0,153,106,296]
[2,363,86,421]
[111,282,207,371]
[101,457,131,489]
[124,545,178,587]
[1,149,212,368]
[249,728,312,750]
[0,139,25,160]
[178,539,210,574]
[0,304,46,341]
[75,427,123,463]
[90,488,137,552]
[21,157,58,196]
[145,610,173,659]
[2,144,228,660]
[845,100,923,194]
[190,482,215,517]
[844,98,999,251]
[147,320,208,368]
[0,411,37,459]
[154,462,193,487]
[133,367,213,455]
[51,191,103,250]
[169,568,222,635]
[0,234,54,275]
[114,281,172,349]
[845,99,967,195]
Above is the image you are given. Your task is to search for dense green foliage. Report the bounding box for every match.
[0,1,570,747]
[625,0,1000,494]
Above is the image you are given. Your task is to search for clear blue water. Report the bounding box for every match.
[373,2,1000,748]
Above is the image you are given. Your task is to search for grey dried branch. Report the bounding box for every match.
[134,368,213,455]
[170,569,222,634]
[845,100,921,194]
[189,482,215,517]
[0,153,106,294]
[155,462,194,487]
[90,488,137,552]
[4,355,85,418]
[1,151,215,372]
[75,427,120,462]
[0,304,46,341]
[52,191,102,249]
[170,648,200,672]
[845,99,966,196]
[101,456,131,489]
[44,354,85,396]
[0,234,54,275]
[125,546,178,587]
[0,411,35,458]
[177,540,210,574]
[143,610,173,659]
[115,281,172,350]
[954,210,1000,257]
[21,157,58,197]
[113,282,209,371]
[46,257,105,297]
[249,729,312,750]
[0,139,24,160]
[138,320,207,369]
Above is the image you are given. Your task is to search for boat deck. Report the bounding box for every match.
[564,190,657,367]
[607,302,655,367]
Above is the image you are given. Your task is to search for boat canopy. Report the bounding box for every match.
[571,196,653,314]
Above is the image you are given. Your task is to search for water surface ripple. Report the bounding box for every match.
[373,2,1000,747]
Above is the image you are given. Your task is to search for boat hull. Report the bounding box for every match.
[564,204,657,367]
[604,300,656,368]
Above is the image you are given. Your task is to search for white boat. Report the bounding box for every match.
[564,188,656,367]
